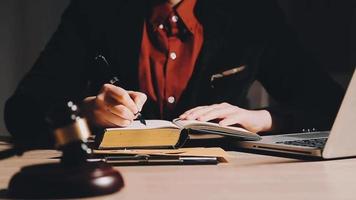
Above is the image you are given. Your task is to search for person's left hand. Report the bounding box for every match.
[179,102,273,133]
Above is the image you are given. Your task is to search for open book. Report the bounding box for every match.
[98,119,261,149]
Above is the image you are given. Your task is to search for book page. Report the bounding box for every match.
[172,118,251,133]
[105,120,178,131]
[173,118,261,140]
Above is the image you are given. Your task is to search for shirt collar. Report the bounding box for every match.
[149,0,200,34]
[176,0,199,33]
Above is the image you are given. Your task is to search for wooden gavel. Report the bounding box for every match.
[8,101,124,199]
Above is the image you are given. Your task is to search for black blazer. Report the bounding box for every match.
[5,0,344,146]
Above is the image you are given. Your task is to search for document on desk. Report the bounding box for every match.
[93,147,231,163]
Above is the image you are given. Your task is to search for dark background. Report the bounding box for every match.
[0,0,355,135]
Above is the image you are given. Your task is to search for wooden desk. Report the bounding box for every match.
[0,142,355,200]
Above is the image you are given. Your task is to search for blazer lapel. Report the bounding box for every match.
[176,0,230,111]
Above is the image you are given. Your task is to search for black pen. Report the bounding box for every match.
[94,54,146,126]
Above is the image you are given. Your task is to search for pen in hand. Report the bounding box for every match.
[108,76,147,126]
[95,54,147,126]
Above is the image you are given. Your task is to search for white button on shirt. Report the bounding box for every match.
[167,96,175,104]
[158,24,164,30]
[171,15,179,23]
[170,52,177,60]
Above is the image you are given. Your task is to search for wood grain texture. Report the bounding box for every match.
[0,144,355,200]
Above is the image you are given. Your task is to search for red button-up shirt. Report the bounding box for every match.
[138,0,203,118]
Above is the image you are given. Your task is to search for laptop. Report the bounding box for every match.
[235,68,356,159]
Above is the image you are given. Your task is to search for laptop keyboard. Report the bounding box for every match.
[276,138,328,149]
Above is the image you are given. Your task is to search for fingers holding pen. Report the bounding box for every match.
[128,91,147,113]
[96,84,148,121]
[82,84,148,128]
[82,96,132,127]
[99,84,140,114]
[109,104,136,121]
[93,106,133,127]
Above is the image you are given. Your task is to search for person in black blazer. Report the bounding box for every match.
[5,0,344,146]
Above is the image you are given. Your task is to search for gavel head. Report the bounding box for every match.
[8,101,124,198]
[52,101,93,165]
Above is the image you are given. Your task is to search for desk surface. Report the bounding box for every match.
[0,142,355,200]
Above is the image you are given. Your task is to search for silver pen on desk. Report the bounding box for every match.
[94,54,146,126]
[88,155,218,165]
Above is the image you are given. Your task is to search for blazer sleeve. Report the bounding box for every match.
[4,0,92,147]
[255,0,345,132]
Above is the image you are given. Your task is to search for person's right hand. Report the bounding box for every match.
[82,84,147,128]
